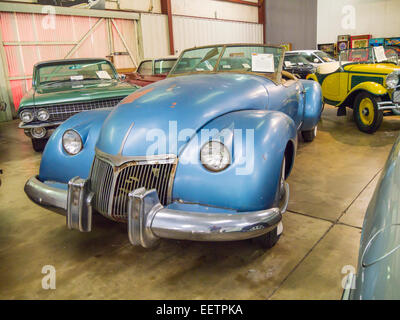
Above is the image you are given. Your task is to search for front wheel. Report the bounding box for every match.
[252,224,281,249]
[252,157,285,249]
[301,125,317,142]
[353,92,383,134]
[31,138,47,152]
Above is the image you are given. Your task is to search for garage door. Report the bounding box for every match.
[0,11,139,111]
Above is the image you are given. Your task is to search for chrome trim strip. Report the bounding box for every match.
[118,121,135,156]
[24,176,67,215]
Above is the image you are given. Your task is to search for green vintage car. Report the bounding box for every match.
[18,58,139,151]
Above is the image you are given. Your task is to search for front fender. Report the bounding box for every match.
[173,110,297,211]
[350,81,387,97]
[39,108,112,183]
[338,82,388,108]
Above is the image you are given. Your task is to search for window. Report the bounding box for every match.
[138,61,153,75]
[154,60,177,74]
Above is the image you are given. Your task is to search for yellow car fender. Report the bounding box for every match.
[306,74,318,82]
[349,81,387,96]
[337,81,388,108]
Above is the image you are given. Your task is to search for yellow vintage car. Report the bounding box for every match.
[307,47,400,133]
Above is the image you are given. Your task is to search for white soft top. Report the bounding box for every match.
[316,61,340,74]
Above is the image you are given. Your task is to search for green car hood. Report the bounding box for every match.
[19,80,138,110]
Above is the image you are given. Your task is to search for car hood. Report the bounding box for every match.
[32,80,137,107]
[96,73,271,156]
[344,63,400,75]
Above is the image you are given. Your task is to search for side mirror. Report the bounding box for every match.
[119,74,126,80]
[314,58,320,63]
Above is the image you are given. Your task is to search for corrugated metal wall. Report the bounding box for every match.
[140,14,263,58]
[0,12,138,110]
[140,13,170,59]
[173,16,263,55]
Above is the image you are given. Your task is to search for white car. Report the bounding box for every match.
[286,50,336,67]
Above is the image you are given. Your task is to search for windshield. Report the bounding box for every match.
[284,54,312,65]
[154,59,177,74]
[314,51,335,62]
[339,47,398,65]
[37,60,117,85]
[170,44,284,82]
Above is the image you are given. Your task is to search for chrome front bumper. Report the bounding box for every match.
[25,176,288,248]
[19,121,63,129]
[377,101,400,111]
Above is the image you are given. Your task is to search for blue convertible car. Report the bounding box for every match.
[25,44,323,249]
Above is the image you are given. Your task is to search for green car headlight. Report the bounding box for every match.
[200,141,231,172]
[386,71,399,89]
[19,110,34,123]
[62,129,83,155]
[37,108,49,121]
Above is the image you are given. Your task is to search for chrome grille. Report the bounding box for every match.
[89,155,176,221]
[90,157,115,216]
[45,96,126,122]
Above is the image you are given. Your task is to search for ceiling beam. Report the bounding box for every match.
[215,0,259,7]
[0,2,139,20]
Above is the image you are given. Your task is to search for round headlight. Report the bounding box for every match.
[20,110,34,123]
[386,71,399,89]
[37,108,49,121]
[62,130,82,155]
[200,141,230,172]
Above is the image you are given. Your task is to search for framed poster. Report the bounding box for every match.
[337,35,350,52]
[350,34,372,48]
[369,38,385,47]
[385,37,400,57]
[337,35,350,42]
[317,43,336,57]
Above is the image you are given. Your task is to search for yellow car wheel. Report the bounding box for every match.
[353,92,383,134]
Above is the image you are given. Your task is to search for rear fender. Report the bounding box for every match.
[299,79,323,131]
[39,109,112,183]
[306,73,318,82]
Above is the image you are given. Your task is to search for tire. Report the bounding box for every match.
[301,125,317,142]
[353,92,383,134]
[253,226,280,249]
[31,138,47,152]
[252,157,285,249]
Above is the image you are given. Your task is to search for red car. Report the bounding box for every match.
[126,58,177,86]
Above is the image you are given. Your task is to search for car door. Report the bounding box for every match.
[320,70,349,105]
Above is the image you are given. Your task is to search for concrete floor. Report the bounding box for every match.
[0,105,399,300]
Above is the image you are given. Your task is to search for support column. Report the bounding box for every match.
[161,0,175,56]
